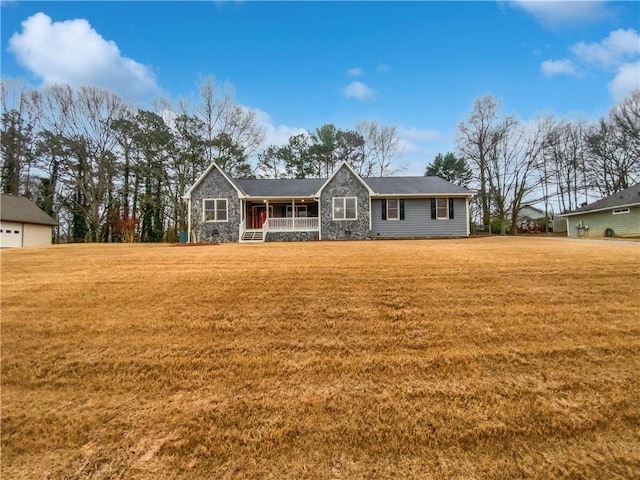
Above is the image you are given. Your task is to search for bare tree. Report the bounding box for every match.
[196,76,264,171]
[355,120,402,177]
[456,95,505,227]
[485,116,549,234]
[0,78,41,196]
[542,118,589,214]
[61,86,127,241]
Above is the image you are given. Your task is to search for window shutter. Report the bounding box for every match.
[399,199,405,220]
[449,198,454,219]
[381,199,387,220]
[430,198,436,220]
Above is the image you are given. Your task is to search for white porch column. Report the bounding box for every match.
[187,197,192,243]
[466,196,470,237]
[292,199,295,229]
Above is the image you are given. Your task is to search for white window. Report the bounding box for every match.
[286,205,308,217]
[203,198,228,222]
[436,198,449,219]
[387,199,400,220]
[613,208,630,215]
[333,197,357,220]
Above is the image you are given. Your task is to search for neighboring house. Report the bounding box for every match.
[516,205,546,232]
[184,161,475,243]
[0,194,58,248]
[518,205,545,223]
[560,183,640,238]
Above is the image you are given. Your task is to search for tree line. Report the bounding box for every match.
[2,75,637,241]
[0,77,402,243]
[428,90,639,234]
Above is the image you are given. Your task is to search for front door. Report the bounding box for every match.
[251,206,267,229]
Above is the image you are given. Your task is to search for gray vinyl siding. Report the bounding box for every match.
[370,198,468,238]
[566,206,640,237]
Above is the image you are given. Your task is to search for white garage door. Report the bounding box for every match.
[0,221,23,248]
[23,224,52,247]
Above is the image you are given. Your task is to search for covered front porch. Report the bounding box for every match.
[240,198,320,241]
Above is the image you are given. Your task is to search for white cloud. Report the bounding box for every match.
[8,12,159,100]
[251,108,307,147]
[343,81,375,101]
[571,28,640,69]
[608,62,640,101]
[393,126,452,176]
[346,67,363,77]
[398,126,443,143]
[511,1,613,28]
[376,64,389,73]
[541,58,579,76]
[542,28,640,101]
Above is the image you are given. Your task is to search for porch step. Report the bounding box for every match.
[241,230,265,242]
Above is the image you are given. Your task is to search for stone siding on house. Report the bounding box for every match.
[265,231,320,242]
[320,165,370,240]
[190,167,241,243]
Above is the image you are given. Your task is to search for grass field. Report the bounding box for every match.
[1,238,639,479]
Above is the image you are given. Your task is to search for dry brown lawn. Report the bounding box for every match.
[1,238,639,479]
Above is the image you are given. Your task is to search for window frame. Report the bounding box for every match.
[332,197,358,221]
[203,198,228,223]
[435,198,449,220]
[387,198,400,221]
[613,208,630,215]
[286,205,308,218]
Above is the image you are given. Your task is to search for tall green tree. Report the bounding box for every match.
[425,152,472,187]
[133,110,172,242]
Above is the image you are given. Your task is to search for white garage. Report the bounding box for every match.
[0,194,58,248]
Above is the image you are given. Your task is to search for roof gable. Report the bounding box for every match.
[184,162,245,199]
[562,183,640,216]
[315,161,374,196]
[1,195,58,225]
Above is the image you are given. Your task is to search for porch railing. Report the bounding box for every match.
[266,217,319,231]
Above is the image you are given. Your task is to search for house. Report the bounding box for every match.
[516,205,545,232]
[560,183,640,238]
[184,161,475,243]
[0,194,58,248]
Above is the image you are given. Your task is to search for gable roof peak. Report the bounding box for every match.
[184,161,245,199]
[315,161,374,196]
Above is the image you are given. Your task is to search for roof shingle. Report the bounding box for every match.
[1,195,58,225]
[563,183,640,215]
[234,175,472,197]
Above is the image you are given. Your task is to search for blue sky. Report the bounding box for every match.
[1,1,639,175]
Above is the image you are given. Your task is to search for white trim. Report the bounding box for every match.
[386,198,400,221]
[187,197,192,243]
[242,195,317,200]
[203,198,229,223]
[436,198,449,220]
[612,208,630,215]
[370,193,474,198]
[315,161,375,196]
[183,162,245,199]
[466,197,470,236]
[332,197,358,221]
[560,202,640,217]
